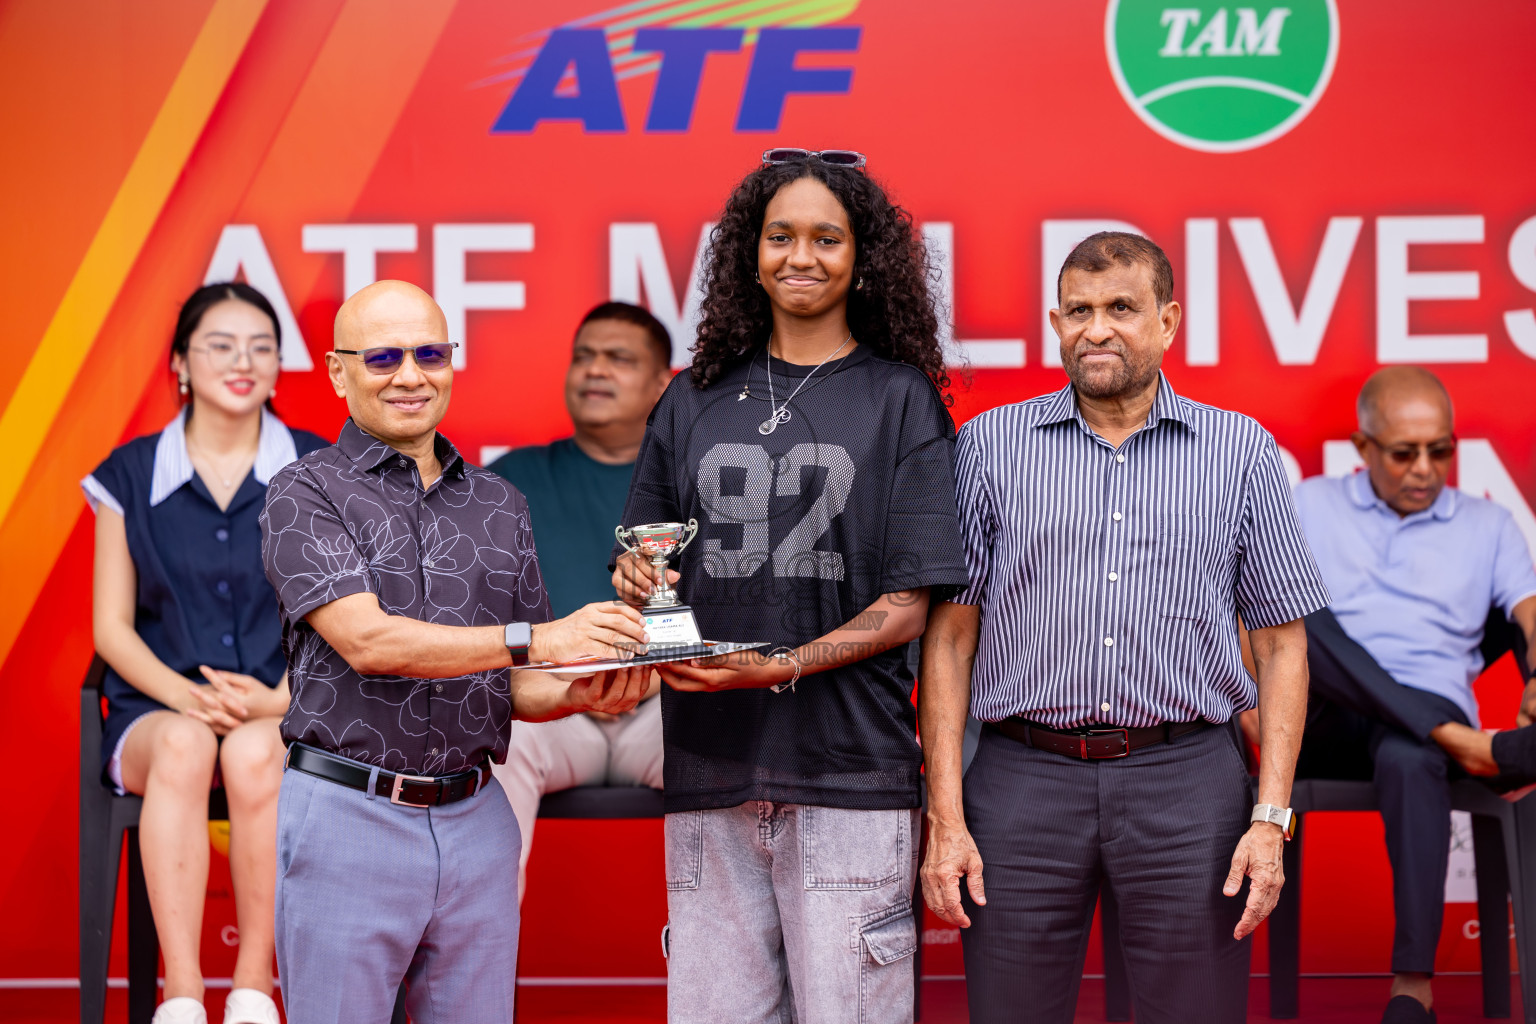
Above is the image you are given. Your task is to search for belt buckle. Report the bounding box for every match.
[1085,728,1131,759]
[390,773,436,807]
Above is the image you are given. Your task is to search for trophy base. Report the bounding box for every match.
[643,604,704,648]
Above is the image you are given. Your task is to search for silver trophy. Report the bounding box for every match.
[615,520,702,646]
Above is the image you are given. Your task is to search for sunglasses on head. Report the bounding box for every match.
[334,342,457,375]
[1362,432,1458,465]
[762,148,867,168]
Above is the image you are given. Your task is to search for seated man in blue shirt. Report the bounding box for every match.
[1291,366,1536,1023]
[488,301,673,899]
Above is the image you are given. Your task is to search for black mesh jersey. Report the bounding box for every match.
[617,344,969,813]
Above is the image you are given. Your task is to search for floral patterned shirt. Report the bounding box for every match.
[260,418,550,774]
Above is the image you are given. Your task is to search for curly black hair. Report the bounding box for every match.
[689,157,951,403]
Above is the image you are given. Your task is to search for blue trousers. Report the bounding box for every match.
[275,764,521,1023]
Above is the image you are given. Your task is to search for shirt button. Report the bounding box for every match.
[216,580,230,595]
[430,747,439,756]
[424,558,435,569]
[1101,702,1112,712]
[435,684,443,692]
[1103,636,1114,647]
[1115,453,1126,463]
[221,633,234,647]
[1112,512,1123,522]
[215,528,229,542]
[398,456,410,468]
[1107,572,1119,581]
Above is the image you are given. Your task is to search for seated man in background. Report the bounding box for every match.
[1289,366,1536,1024]
[489,301,673,899]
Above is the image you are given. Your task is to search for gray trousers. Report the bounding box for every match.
[960,723,1252,1024]
[275,765,521,1023]
[664,802,920,1024]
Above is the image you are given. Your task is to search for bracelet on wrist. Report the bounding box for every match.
[768,647,802,694]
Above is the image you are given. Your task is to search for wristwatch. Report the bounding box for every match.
[504,622,532,667]
[1251,803,1296,841]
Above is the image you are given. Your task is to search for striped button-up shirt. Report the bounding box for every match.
[953,374,1329,727]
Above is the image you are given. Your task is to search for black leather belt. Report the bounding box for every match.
[987,718,1211,759]
[286,742,493,807]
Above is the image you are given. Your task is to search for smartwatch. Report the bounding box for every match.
[504,622,532,667]
[1251,803,1296,841]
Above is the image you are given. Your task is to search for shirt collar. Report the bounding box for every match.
[149,407,298,507]
[1345,467,1459,521]
[336,418,467,480]
[1035,371,1198,436]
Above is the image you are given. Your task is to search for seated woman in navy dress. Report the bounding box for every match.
[82,283,326,1024]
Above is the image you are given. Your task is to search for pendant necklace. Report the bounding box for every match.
[188,439,255,489]
[758,333,853,435]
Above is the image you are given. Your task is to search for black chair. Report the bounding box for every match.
[80,656,194,1024]
[1102,610,1536,1022]
[81,656,235,1023]
[538,785,665,819]
[79,656,409,1024]
[1267,610,1534,1021]
[1262,777,1536,1021]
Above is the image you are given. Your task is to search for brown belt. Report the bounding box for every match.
[987,718,1211,760]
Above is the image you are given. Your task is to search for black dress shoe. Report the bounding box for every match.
[1381,994,1436,1023]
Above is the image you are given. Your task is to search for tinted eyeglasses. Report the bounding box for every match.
[762,148,867,168]
[1362,433,1458,465]
[333,342,457,375]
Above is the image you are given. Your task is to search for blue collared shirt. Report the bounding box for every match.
[80,408,328,780]
[953,374,1330,728]
[1294,470,1536,726]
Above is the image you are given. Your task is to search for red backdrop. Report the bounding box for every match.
[2,0,1533,988]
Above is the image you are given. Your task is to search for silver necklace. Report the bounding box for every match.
[758,334,853,435]
[188,439,255,488]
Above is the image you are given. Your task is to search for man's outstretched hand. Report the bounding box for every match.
[531,600,648,664]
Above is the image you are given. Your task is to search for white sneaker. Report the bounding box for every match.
[223,989,281,1024]
[151,997,207,1024]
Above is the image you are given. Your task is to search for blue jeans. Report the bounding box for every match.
[664,802,920,1024]
[274,765,521,1022]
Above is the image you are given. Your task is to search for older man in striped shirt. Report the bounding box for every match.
[919,232,1330,1023]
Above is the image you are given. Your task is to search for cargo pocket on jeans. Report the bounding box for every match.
[665,811,702,891]
[858,905,917,1023]
[861,907,917,965]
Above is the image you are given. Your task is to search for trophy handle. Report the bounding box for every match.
[615,525,640,557]
[675,518,700,555]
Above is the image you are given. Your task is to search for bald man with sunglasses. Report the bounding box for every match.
[260,281,651,1021]
[1284,366,1536,1023]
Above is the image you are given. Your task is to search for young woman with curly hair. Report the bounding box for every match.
[613,151,970,1023]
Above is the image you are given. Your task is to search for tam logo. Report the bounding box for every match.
[1106,0,1338,152]
[493,27,861,134]
[1157,7,1291,56]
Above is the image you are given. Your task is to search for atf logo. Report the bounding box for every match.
[490,0,861,134]
[1105,1,1338,152]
